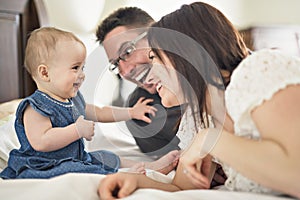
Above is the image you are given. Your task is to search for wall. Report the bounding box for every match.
[42,0,300,105]
[243,0,300,27]
[100,0,300,29]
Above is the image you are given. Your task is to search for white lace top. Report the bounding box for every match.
[176,106,215,150]
[176,106,197,150]
[223,49,300,194]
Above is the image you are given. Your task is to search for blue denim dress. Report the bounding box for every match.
[0,90,120,179]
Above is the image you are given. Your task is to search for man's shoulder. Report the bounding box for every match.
[127,87,161,106]
[131,87,159,97]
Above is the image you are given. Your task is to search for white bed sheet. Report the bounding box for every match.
[0,100,297,200]
[86,121,155,162]
[0,172,295,200]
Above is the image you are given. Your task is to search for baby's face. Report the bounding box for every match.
[46,40,86,102]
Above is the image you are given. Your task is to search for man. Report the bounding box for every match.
[96,7,183,157]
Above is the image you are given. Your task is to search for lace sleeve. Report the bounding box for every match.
[225,49,300,135]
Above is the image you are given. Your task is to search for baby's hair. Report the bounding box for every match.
[24,27,85,77]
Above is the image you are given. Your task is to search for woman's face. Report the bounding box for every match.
[145,51,185,108]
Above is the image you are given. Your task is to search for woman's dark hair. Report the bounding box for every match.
[148,2,248,130]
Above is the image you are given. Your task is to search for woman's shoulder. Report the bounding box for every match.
[225,49,300,125]
[242,48,297,68]
[229,49,300,88]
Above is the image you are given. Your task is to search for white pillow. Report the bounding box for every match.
[85,121,156,162]
[0,114,20,171]
[0,99,22,120]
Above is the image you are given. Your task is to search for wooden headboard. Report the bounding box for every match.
[0,0,49,103]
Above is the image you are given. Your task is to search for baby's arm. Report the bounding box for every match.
[85,97,157,123]
[23,105,94,152]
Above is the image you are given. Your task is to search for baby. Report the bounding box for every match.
[0,27,179,179]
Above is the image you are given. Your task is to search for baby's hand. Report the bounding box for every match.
[130,97,157,123]
[75,115,95,141]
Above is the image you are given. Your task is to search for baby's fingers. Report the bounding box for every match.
[141,116,152,123]
[147,107,156,117]
[136,97,146,103]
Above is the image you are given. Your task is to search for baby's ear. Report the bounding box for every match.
[37,64,50,81]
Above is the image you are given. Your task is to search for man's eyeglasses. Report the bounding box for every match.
[108,31,148,75]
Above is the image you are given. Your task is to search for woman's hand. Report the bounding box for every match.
[210,163,227,188]
[129,97,157,123]
[98,173,140,200]
[98,172,180,199]
[179,133,211,189]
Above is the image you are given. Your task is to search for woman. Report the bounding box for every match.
[98,2,300,199]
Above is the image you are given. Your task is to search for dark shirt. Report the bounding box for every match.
[125,87,184,157]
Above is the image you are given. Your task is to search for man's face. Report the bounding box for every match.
[102,26,157,94]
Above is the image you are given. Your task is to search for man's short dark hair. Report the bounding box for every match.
[96,7,154,44]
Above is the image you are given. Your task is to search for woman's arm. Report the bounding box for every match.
[211,84,300,198]
[98,172,180,199]
[85,97,156,123]
[172,133,215,189]
[178,85,300,198]
[98,161,214,199]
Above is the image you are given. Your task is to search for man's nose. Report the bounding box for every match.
[118,60,135,77]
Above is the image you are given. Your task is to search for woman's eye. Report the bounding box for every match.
[148,50,155,59]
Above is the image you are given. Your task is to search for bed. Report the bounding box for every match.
[0,99,296,200]
[0,0,298,198]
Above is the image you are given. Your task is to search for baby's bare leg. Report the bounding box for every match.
[119,158,146,173]
[119,150,180,174]
[144,150,180,174]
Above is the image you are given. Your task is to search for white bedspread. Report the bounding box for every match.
[0,99,297,200]
[0,172,295,200]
